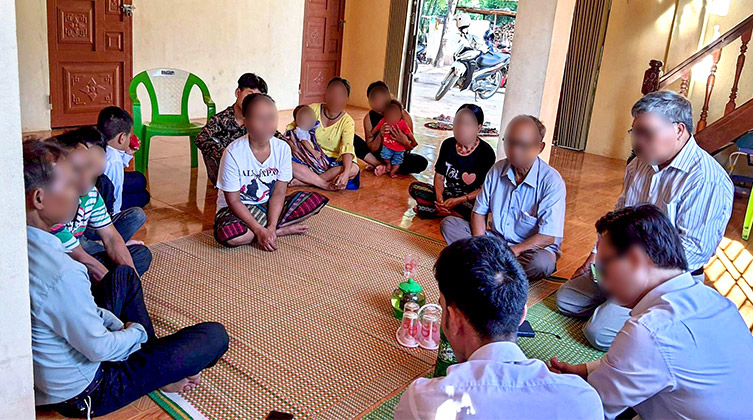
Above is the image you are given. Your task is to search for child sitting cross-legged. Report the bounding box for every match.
[372,99,417,178]
[285,105,330,174]
[214,93,328,250]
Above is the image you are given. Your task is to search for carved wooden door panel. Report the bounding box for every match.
[47,0,133,128]
[299,0,346,104]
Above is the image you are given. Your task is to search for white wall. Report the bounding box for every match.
[15,0,50,131]
[15,0,306,130]
[584,0,753,159]
[131,0,305,120]
[498,0,576,162]
[0,0,35,417]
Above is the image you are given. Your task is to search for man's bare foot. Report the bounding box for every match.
[277,224,309,236]
[161,378,190,393]
[390,173,399,179]
[125,239,144,246]
[187,374,202,386]
[374,165,387,177]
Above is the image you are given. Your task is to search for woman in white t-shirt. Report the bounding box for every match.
[214,93,328,250]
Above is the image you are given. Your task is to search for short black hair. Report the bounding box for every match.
[457,103,484,125]
[435,236,528,340]
[23,139,67,194]
[327,76,351,96]
[384,99,403,113]
[237,73,268,94]
[242,93,275,117]
[366,80,390,98]
[52,126,107,151]
[293,104,313,120]
[97,106,133,141]
[596,205,688,271]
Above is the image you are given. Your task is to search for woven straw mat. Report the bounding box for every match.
[140,206,560,419]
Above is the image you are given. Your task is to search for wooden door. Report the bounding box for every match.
[299,0,346,104]
[47,0,133,128]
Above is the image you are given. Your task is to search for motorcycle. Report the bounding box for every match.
[434,28,510,101]
[416,42,431,65]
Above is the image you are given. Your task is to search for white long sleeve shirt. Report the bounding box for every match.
[395,341,603,419]
[27,226,147,404]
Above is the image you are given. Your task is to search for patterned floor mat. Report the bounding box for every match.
[141,206,447,419]
[140,206,564,419]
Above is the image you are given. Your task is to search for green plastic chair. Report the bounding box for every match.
[129,68,216,173]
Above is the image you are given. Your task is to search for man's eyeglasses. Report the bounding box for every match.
[628,121,680,140]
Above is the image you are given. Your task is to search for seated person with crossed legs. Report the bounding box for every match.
[441,115,566,282]
[48,127,152,279]
[214,93,328,249]
[556,91,734,351]
[24,139,228,418]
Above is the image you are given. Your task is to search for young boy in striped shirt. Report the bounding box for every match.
[49,127,152,279]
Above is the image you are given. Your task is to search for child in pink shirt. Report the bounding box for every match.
[372,99,417,177]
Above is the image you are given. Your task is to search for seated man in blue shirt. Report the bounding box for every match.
[23,139,229,418]
[551,205,753,419]
[441,115,566,281]
[556,91,733,351]
[394,236,602,419]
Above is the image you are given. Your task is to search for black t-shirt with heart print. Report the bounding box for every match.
[434,137,497,198]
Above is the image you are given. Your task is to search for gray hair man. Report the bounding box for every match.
[556,90,734,351]
[440,115,566,282]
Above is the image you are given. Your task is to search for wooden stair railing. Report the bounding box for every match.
[642,13,753,155]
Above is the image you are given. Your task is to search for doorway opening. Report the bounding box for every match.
[402,1,517,144]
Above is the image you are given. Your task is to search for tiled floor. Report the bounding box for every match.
[35,106,753,419]
[125,107,630,277]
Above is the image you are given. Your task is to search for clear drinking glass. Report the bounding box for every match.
[396,310,419,348]
[418,305,442,350]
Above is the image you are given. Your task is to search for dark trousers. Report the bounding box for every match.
[96,172,150,214]
[408,181,473,220]
[82,207,151,275]
[122,171,150,209]
[353,134,429,174]
[92,244,152,278]
[83,207,147,246]
[48,266,229,418]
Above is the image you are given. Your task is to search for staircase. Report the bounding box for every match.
[642,14,753,155]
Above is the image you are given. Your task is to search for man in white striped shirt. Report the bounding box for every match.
[556,90,734,351]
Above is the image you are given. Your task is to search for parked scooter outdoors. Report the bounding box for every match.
[434,14,510,101]
[416,43,431,65]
